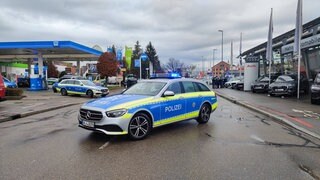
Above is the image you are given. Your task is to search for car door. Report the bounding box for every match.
[159,82,186,125]
[73,80,84,94]
[181,81,203,116]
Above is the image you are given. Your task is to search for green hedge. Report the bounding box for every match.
[5,88,24,96]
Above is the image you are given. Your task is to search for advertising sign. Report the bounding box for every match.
[125,46,132,70]
[134,59,140,67]
[244,62,259,91]
[116,49,122,61]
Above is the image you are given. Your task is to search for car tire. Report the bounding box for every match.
[128,113,151,140]
[87,90,94,98]
[61,88,67,96]
[252,89,255,93]
[53,87,57,93]
[311,98,317,104]
[269,93,274,97]
[197,103,211,124]
[101,94,107,97]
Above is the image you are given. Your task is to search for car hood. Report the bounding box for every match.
[86,85,108,90]
[270,81,296,87]
[82,94,152,110]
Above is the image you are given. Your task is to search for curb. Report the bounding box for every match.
[216,91,320,140]
[0,102,82,123]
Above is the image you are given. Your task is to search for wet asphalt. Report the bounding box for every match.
[0,97,319,179]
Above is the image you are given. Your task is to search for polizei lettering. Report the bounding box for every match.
[165,104,182,112]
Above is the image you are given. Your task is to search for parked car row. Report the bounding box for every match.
[225,72,320,105]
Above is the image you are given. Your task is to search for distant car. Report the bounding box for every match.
[234,78,244,90]
[311,72,320,104]
[0,75,6,102]
[251,74,279,93]
[268,74,308,97]
[52,75,86,93]
[225,77,242,89]
[56,79,109,98]
[47,78,58,85]
[124,74,138,88]
[17,78,30,88]
[78,78,218,140]
[3,77,18,88]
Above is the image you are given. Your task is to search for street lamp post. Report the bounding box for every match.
[213,49,217,75]
[218,30,224,61]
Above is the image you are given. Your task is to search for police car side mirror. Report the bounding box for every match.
[163,91,175,97]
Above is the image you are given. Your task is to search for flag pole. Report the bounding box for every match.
[295,0,302,99]
[267,8,273,88]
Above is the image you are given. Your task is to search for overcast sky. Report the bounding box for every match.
[0,0,319,67]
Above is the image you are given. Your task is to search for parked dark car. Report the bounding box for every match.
[268,74,308,97]
[52,75,86,93]
[251,74,279,93]
[311,72,320,104]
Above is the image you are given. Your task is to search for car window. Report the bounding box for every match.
[196,82,210,91]
[81,80,96,86]
[123,82,166,96]
[315,74,320,84]
[74,80,81,85]
[193,82,201,92]
[182,81,195,93]
[260,77,269,82]
[275,75,295,82]
[167,82,182,94]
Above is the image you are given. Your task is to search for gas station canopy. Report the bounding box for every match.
[0,41,103,61]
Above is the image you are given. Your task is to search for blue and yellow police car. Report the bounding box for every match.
[78,77,218,140]
[56,79,109,98]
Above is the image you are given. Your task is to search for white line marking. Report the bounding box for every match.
[250,135,265,143]
[98,142,109,150]
[22,103,45,109]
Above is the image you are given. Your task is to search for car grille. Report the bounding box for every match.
[80,109,103,121]
[101,89,108,93]
[273,86,287,91]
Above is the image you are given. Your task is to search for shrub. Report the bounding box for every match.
[5,88,24,96]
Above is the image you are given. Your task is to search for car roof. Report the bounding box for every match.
[140,78,205,84]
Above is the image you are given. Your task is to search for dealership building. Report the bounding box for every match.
[242,16,320,81]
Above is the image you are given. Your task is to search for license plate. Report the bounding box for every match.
[82,120,94,128]
[275,89,283,91]
[255,87,263,89]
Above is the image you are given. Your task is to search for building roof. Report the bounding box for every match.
[0,40,103,61]
[242,16,320,57]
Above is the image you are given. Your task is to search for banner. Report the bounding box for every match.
[125,46,132,70]
[116,49,122,61]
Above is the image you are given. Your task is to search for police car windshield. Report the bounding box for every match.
[81,80,96,86]
[124,82,166,96]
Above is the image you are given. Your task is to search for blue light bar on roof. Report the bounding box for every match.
[150,73,181,79]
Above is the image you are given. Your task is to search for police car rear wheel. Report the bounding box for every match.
[87,90,94,98]
[128,113,151,140]
[61,88,67,96]
[197,104,211,124]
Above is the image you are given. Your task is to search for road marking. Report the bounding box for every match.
[98,142,109,150]
[22,103,45,109]
[250,135,264,143]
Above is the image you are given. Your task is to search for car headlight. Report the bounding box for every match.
[106,109,127,117]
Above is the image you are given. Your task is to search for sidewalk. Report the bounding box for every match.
[0,87,124,123]
[214,88,320,140]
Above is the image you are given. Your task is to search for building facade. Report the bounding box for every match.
[242,17,320,80]
[212,61,230,77]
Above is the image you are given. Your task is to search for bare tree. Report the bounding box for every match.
[163,58,184,73]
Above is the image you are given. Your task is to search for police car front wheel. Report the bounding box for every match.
[128,113,151,140]
[197,104,211,124]
[61,88,68,96]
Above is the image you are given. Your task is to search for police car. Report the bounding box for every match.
[56,79,109,98]
[78,77,218,140]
